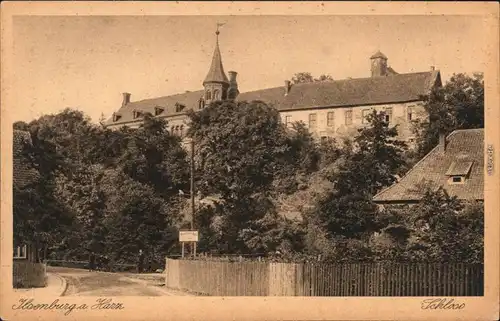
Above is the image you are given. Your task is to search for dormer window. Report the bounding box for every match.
[175,103,186,113]
[132,110,143,119]
[112,113,122,122]
[446,160,473,185]
[154,106,164,116]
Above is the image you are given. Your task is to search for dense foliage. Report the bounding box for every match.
[13,73,483,266]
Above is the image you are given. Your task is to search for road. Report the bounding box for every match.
[48,266,178,296]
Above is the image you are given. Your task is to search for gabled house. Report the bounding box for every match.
[13,129,40,262]
[373,129,484,204]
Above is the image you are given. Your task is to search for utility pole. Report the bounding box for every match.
[190,139,196,257]
[190,139,195,230]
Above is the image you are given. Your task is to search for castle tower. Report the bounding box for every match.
[202,27,229,106]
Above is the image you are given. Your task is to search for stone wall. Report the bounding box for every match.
[13,259,47,288]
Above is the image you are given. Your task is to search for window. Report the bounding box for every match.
[179,125,184,137]
[14,245,27,259]
[446,160,473,185]
[213,89,220,101]
[175,103,186,113]
[327,112,335,127]
[132,110,142,119]
[345,110,353,125]
[112,113,122,122]
[285,115,292,128]
[154,106,164,116]
[407,106,415,121]
[308,113,317,129]
[362,109,371,124]
[384,108,393,123]
[205,90,211,100]
[199,98,205,109]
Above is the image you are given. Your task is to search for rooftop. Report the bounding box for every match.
[13,130,39,188]
[105,70,441,127]
[372,128,484,203]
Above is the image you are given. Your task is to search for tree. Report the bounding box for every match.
[315,74,334,82]
[291,72,334,84]
[403,188,483,263]
[413,73,484,157]
[13,108,190,265]
[117,113,189,197]
[291,72,314,84]
[334,110,407,197]
[102,170,180,267]
[308,110,407,259]
[188,100,317,253]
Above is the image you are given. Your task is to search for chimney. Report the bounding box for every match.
[284,80,292,96]
[228,71,237,84]
[122,92,131,106]
[438,132,447,153]
[430,66,435,71]
[227,71,239,100]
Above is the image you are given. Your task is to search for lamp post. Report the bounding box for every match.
[190,139,196,257]
[190,139,195,231]
[178,139,198,258]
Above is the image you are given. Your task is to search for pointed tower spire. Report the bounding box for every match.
[203,25,229,85]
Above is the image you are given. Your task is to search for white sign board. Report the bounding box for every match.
[179,230,199,242]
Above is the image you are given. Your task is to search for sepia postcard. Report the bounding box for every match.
[1,2,499,321]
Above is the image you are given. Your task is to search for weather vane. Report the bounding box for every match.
[216,22,225,35]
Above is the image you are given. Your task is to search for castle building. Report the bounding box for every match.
[104,30,442,144]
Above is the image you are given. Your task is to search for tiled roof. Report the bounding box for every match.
[13,130,39,188]
[203,38,229,85]
[239,71,439,112]
[105,90,204,126]
[105,70,440,127]
[373,129,484,203]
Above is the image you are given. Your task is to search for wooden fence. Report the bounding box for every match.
[165,259,483,296]
[166,259,269,295]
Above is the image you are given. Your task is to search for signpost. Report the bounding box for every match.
[178,139,198,259]
[179,230,199,258]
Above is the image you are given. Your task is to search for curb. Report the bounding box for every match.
[49,273,68,297]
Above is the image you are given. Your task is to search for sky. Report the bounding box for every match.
[11,15,488,123]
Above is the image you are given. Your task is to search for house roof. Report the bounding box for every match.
[373,129,484,203]
[105,70,440,127]
[13,130,39,188]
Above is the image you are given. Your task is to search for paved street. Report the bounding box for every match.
[48,266,179,296]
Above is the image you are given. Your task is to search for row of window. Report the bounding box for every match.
[285,106,417,129]
[171,125,185,137]
[205,89,221,101]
